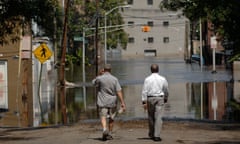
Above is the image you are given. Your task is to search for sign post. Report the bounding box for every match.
[33,43,52,123]
[211,36,217,73]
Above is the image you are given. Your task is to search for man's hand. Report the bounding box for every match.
[143,103,147,110]
[142,101,147,110]
[164,98,168,103]
[121,103,126,112]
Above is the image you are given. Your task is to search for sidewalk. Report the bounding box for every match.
[0,120,240,144]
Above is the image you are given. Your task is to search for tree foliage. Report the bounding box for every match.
[64,0,128,65]
[160,0,240,54]
[68,0,128,51]
[99,0,128,49]
[0,0,62,45]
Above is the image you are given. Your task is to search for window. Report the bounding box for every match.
[127,0,133,5]
[128,21,134,27]
[128,37,135,43]
[147,0,153,5]
[163,21,169,26]
[148,37,154,43]
[163,37,169,43]
[147,21,154,27]
[144,49,156,56]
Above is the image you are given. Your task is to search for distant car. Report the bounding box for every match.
[191,54,204,65]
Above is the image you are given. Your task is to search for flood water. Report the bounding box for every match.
[34,57,240,126]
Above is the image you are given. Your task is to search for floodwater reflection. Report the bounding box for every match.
[62,81,240,123]
[34,58,240,126]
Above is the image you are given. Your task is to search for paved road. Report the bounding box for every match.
[1,120,240,144]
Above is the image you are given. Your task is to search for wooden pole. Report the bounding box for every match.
[95,0,99,118]
[95,0,99,76]
[59,0,70,124]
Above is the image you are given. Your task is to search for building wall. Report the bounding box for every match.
[0,39,33,127]
[233,61,240,102]
[121,0,189,58]
[127,0,162,9]
[0,42,19,126]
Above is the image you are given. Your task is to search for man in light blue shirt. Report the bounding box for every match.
[142,64,169,141]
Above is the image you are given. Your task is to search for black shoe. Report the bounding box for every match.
[106,134,113,140]
[153,137,162,141]
[102,130,109,141]
[102,130,113,141]
[148,133,153,139]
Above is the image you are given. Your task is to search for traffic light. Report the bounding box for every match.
[142,26,150,32]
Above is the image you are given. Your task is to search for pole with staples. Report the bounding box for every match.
[59,0,70,124]
[82,28,86,110]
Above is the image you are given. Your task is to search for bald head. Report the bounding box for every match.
[150,64,159,73]
[104,64,111,72]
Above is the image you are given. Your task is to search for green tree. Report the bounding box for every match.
[160,0,240,57]
[99,0,128,49]
[0,0,128,62]
[64,0,128,65]
[69,0,128,50]
[0,0,62,45]
[84,0,128,50]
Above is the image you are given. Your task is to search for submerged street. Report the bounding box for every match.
[40,57,238,125]
[1,2,240,143]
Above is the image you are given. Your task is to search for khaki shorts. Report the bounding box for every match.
[99,107,117,120]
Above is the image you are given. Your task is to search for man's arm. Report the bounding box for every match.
[142,79,148,110]
[163,79,169,103]
[117,91,126,111]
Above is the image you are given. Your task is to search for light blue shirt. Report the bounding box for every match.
[142,73,169,102]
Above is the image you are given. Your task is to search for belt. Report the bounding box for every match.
[148,95,163,98]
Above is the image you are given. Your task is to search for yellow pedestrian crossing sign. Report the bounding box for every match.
[33,43,52,63]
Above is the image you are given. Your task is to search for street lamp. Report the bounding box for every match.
[200,18,203,71]
[104,5,131,64]
[82,27,96,110]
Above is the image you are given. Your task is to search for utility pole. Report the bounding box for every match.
[95,0,99,76]
[21,23,33,127]
[59,0,70,124]
[94,0,100,118]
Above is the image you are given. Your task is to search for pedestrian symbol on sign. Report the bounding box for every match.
[40,47,46,58]
[33,43,52,63]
